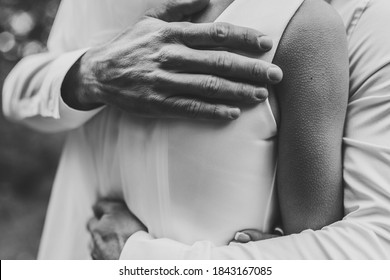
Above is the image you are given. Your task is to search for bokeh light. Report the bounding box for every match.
[0,31,16,53]
[0,0,59,61]
[0,0,62,260]
[9,11,36,36]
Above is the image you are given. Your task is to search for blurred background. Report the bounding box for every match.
[0,0,62,259]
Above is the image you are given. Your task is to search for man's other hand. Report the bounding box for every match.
[87,200,146,260]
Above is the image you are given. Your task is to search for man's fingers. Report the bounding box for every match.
[87,217,99,232]
[90,232,105,260]
[146,0,210,22]
[181,22,273,52]
[87,217,101,260]
[92,200,126,219]
[158,73,268,103]
[161,96,241,120]
[91,251,99,260]
[160,48,282,85]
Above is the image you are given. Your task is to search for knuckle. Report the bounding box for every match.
[170,22,188,39]
[251,62,264,78]
[210,22,231,43]
[236,83,249,99]
[181,26,195,44]
[152,70,165,84]
[242,29,252,45]
[235,83,255,100]
[151,71,172,89]
[158,26,173,40]
[162,97,182,116]
[144,92,163,108]
[211,105,219,119]
[215,53,233,73]
[156,47,178,67]
[202,76,221,96]
[150,93,164,104]
[247,85,258,98]
[158,24,181,41]
[156,47,171,64]
[186,100,202,118]
[238,83,267,102]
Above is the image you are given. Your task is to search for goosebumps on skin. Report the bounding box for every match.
[191,0,349,235]
[273,0,349,234]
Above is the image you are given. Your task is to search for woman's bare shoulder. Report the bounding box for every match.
[273,0,348,97]
[277,0,346,59]
[269,0,348,121]
[270,0,349,135]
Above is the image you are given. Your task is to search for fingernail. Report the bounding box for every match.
[229,108,241,120]
[274,227,285,236]
[267,66,283,82]
[255,88,268,101]
[234,232,251,243]
[258,36,273,50]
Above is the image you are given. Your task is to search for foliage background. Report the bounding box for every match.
[0,0,62,259]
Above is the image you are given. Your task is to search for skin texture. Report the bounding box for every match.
[87,0,349,258]
[273,0,348,234]
[62,0,283,121]
[236,0,348,239]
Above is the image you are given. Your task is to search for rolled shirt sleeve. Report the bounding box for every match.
[2,0,104,133]
[120,0,390,260]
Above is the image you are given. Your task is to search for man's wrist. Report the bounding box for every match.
[62,53,104,111]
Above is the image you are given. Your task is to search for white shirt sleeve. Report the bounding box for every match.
[120,0,390,260]
[2,0,103,133]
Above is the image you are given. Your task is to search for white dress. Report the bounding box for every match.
[3,0,390,259]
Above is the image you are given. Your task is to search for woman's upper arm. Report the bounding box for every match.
[273,0,349,234]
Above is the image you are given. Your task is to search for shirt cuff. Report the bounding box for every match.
[44,48,104,129]
[59,95,104,130]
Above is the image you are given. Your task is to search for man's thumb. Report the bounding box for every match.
[146,0,210,22]
[234,230,279,243]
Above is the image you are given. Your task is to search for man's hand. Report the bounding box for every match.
[87,200,146,260]
[63,0,283,120]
